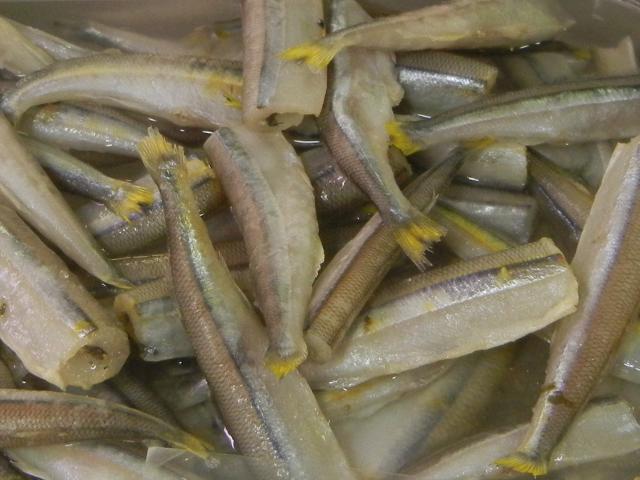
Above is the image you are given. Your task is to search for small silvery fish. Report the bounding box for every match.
[1,54,242,128]
[388,76,640,155]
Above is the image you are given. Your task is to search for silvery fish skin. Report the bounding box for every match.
[0,113,128,287]
[440,185,537,245]
[22,136,154,220]
[9,442,188,480]
[0,389,212,459]
[392,76,640,155]
[304,157,457,363]
[320,0,442,268]
[0,16,52,75]
[334,348,513,479]
[410,400,640,480]
[205,125,323,374]
[498,137,640,475]
[1,54,242,128]
[138,130,356,480]
[0,203,129,389]
[302,238,578,389]
[414,143,528,191]
[529,154,593,259]
[282,0,572,68]
[430,205,512,261]
[18,103,149,158]
[301,145,412,216]
[317,362,450,422]
[612,318,640,385]
[242,0,326,129]
[76,158,223,256]
[66,19,210,56]
[396,51,498,116]
[9,19,91,61]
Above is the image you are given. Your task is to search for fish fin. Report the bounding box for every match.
[137,127,186,180]
[394,213,444,270]
[386,121,421,156]
[224,94,242,109]
[107,183,155,222]
[280,41,342,70]
[495,452,548,477]
[175,431,217,462]
[265,350,306,380]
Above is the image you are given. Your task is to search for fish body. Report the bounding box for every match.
[391,76,640,155]
[282,0,571,68]
[2,54,242,128]
[10,19,90,61]
[139,130,356,479]
[0,16,52,75]
[302,238,577,389]
[497,137,640,475]
[242,0,326,129]
[0,113,128,287]
[205,126,323,372]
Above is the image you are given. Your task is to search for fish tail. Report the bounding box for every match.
[495,451,548,477]
[137,127,186,181]
[265,347,307,380]
[107,182,155,222]
[394,211,445,270]
[386,121,421,156]
[280,39,343,70]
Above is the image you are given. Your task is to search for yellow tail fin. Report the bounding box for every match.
[386,121,421,156]
[495,452,548,477]
[394,215,445,270]
[280,40,342,70]
[108,183,155,222]
[137,128,186,180]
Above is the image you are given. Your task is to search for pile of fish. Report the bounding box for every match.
[0,0,640,478]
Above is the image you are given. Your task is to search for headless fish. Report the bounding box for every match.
[282,0,572,69]
[388,76,640,155]
[1,54,242,128]
[138,129,356,479]
[496,136,640,475]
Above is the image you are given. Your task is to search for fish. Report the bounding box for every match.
[0,202,129,389]
[0,113,129,287]
[1,54,242,128]
[334,348,514,479]
[304,156,456,363]
[138,128,356,479]
[302,238,578,389]
[496,137,640,475]
[430,205,512,260]
[8,442,190,480]
[0,16,52,75]
[282,0,572,69]
[439,185,538,244]
[396,51,498,116]
[319,0,441,267]
[529,153,594,259]
[22,136,154,220]
[75,157,223,256]
[388,76,640,155]
[0,455,25,480]
[593,36,639,77]
[205,125,323,374]
[241,0,326,129]
[410,400,640,479]
[0,389,212,459]
[301,145,412,216]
